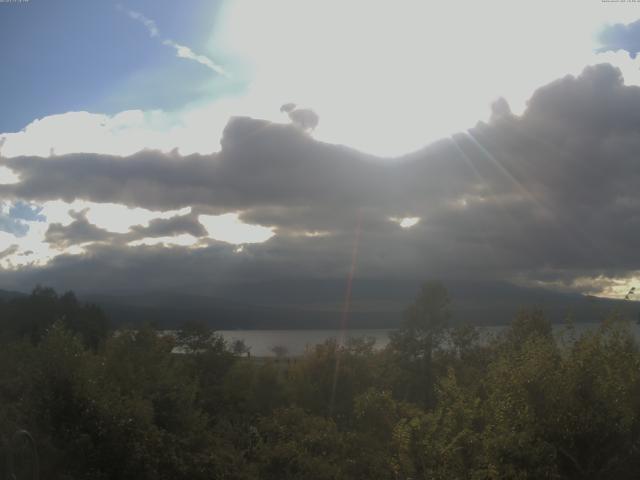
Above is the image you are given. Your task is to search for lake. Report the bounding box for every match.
[217,322,640,357]
[217,329,394,357]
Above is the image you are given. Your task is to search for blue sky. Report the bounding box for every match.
[0,0,237,132]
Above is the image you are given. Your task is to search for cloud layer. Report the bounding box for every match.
[1,64,640,299]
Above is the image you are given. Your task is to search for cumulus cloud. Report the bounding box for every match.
[45,209,114,249]
[280,103,319,131]
[0,245,19,261]
[0,111,186,158]
[287,108,319,131]
[489,97,513,122]
[43,208,210,251]
[0,118,397,217]
[3,64,640,299]
[130,210,207,238]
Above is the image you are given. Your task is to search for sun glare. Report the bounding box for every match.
[211,0,640,156]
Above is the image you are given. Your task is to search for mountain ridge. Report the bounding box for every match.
[3,280,635,329]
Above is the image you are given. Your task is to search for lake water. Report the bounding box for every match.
[217,329,394,357]
[218,322,640,357]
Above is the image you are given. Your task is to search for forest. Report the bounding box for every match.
[1,283,640,479]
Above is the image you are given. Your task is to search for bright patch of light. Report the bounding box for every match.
[198,213,274,245]
[302,230,330,237]
[128,234,200,247]
[0,232,16,252]
[287,230,331,238]
[391,217,420,229]
[83,204,190,233]
[0,221,58,268]
[597,276,640,300]
[454,198,469,209]
[212,0,640,156]
[64,244,88,256]
[0,166,19,184]
[38,201,78,226]
[520,274,640,300]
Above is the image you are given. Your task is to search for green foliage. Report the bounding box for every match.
[252,407,345,480]
[4,284,640,479]
[389,281,452,407]
[222,360,287,417]
[287,336,378,420]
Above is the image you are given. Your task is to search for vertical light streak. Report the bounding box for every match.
[329,213,362,416]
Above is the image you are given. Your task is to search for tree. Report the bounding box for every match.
[231,339,251,357]
[176,320,220,353]
[0,286,109,349]
[270,344,289,360]
[253,407,345,480]
[389,281,451,407]
[287,338,378,421]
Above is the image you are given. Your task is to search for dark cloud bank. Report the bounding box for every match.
[2,64,640,323]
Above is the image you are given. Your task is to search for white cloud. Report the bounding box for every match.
[0,110,184,157]
[0,166,19,185]
[119,6,229,77]
[0,97,263,157]
[118,6,159,37]
[162,39,230,77]
[0,232,17,252]
[0,220,56,268]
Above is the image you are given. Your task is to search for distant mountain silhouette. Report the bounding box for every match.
[77,280,639,329]
[0,289,27,301]
[3,282,634,329]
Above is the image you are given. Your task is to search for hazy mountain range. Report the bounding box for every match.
[3,280,636,329]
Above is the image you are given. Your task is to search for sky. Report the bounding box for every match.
[2,0,640,301]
